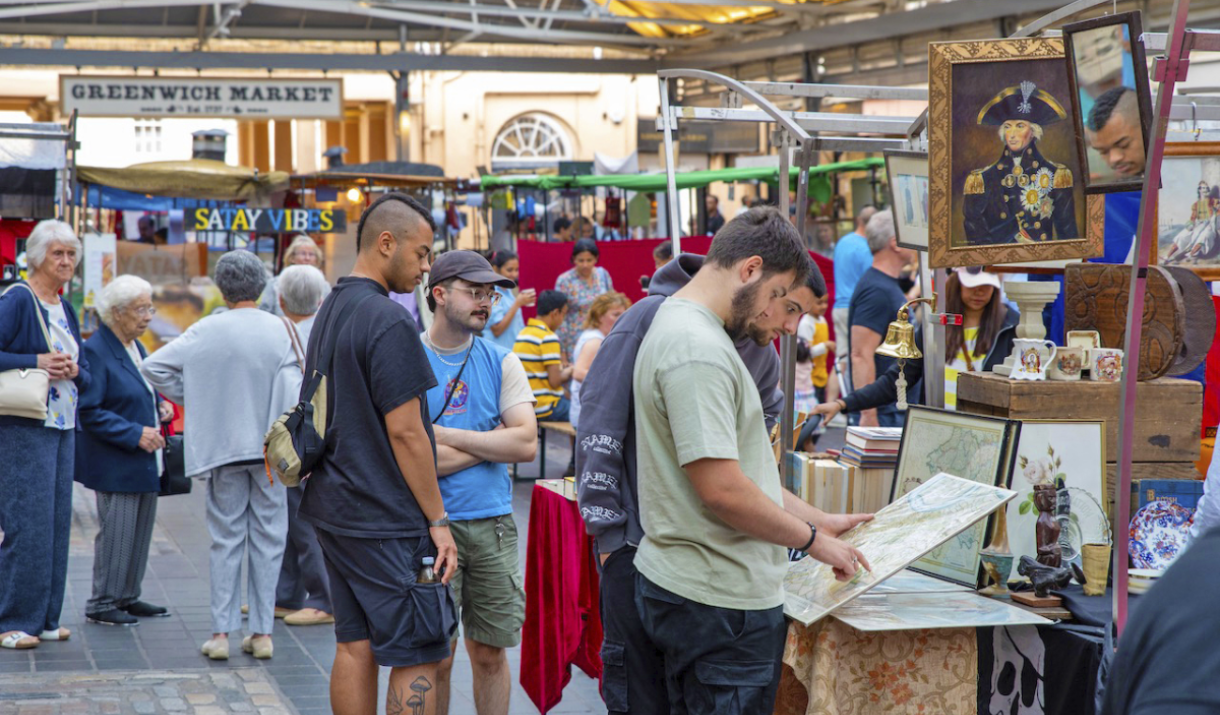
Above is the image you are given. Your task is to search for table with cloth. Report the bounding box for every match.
[775,585,1113,715]
[520,481,603,714]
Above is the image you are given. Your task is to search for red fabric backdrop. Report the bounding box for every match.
[514,238,836,334]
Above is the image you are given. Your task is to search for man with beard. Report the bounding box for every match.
[418,251,539,715]
[628,208,872,714]
[963,81,1078,246]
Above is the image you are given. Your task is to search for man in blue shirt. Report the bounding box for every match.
[832,206,877,388]
[419,251,538,715]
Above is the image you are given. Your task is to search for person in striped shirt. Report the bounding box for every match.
[513,290,573,422]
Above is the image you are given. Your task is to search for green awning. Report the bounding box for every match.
[478,157,884,193]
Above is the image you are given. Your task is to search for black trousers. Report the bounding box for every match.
[599,546,668,714]
[635,572,787,715]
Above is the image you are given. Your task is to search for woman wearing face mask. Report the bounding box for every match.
[553,239,614,362]
[76,275,177,627]
[813,267,1018,419]
[485,250,536,352]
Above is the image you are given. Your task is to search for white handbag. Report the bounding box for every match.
[0,283,54,421]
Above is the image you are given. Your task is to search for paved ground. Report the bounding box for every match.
[0,437,604,715]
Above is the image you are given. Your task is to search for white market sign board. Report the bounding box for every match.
[60,76,343,119]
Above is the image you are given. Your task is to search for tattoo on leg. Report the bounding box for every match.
[387,685,405,715]
[407,676,433,715]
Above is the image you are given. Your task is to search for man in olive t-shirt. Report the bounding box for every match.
[632,208,871,714]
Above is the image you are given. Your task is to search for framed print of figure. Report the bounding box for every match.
[928,38,1105,269]
[1157,142,1220,278]
[1063,11,1153,194]
[885,150,931,250]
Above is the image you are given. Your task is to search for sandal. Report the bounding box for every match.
[1,631,39,649]
[38,628,70,641]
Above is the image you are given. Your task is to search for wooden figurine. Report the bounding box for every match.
[1034,483,1062,568]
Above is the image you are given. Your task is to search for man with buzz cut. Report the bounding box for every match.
[418,251,538,715]
[1087,86,1146,179]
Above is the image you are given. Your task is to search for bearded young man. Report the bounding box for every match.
[418,251,539,715]
[628,208,872,714]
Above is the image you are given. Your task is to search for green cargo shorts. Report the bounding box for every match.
[448,515,526,648]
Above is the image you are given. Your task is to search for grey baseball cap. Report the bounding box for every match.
[427,250,515,289]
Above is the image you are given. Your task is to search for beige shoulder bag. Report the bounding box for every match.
[0,283,54,420]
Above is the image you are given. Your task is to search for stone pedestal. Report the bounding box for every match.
[993,280,1061,377]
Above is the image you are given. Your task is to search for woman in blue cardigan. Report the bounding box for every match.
[0,220,91,650]
[76,275,175,627]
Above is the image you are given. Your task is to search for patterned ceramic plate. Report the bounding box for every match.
[1129,501,1194,569]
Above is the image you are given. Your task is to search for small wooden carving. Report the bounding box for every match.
[1034,484,1062,568]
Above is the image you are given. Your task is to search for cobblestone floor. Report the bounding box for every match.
[0,439,605,715]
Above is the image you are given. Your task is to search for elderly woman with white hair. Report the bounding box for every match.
[0,219,91,650]
[259,234,325,316]
[142,250,300,661]
[75,275,177,626]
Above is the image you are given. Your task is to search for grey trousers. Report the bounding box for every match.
[86,490,158,616]
[206,463,287,635]
[275,486,332,613]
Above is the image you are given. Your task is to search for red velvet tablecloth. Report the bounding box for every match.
[520,483,604,714]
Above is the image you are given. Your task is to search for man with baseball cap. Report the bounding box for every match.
[419,251,538,715]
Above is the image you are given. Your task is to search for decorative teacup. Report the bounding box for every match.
[1090,348,1124,382]
[1048,346,1085,381]
[1011,339,1057,381]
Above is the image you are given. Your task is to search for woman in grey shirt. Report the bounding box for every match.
[142,250,299,661]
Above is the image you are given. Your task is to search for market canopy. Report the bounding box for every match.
[77,159,289,202]
[477,158,884,200]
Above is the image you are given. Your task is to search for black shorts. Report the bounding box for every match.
[314,528,457,668]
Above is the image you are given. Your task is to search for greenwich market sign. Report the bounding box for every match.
[192,208,347,234]
[60,76,343,119]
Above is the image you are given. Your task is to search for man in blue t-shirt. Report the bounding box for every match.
[848,209,916,428]
[832,206,877,384]
[419,251,538,715]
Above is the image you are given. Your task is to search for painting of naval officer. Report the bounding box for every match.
[961,81,1080,247]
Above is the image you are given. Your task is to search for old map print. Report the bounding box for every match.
[784,473,1016,625]
[895,408,1014,586]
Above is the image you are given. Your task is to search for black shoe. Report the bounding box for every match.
[87,608,139,627]
[123,601,169,618]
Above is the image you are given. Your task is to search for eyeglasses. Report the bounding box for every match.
[450,286,501,305]
[129,306,158,317]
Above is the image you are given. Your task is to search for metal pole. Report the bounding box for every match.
[1114,0,1193,637]
[659,78,682,253]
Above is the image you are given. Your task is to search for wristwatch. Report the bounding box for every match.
[428,512,450,528]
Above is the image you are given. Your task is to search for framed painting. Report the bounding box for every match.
[1063,11,1153,194]
[884,150,930,250]
[1157,142,1220,279]
[928,38,1106,268]
[1006,420,1109,570]
[891,406,1019,588]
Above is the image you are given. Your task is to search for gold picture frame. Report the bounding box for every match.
[928,38,1105,269]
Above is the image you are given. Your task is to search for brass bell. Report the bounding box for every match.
[876,311,922,361]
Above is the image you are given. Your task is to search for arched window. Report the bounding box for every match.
[491,113,572,170]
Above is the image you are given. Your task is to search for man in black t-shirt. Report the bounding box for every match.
[297,193,458,715]
[847,209,916,428]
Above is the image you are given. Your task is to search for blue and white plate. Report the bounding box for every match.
[1129,501,1194,570]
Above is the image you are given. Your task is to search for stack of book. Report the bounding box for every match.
[838,426,903,469]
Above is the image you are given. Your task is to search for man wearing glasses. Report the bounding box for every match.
[419,251,539,715]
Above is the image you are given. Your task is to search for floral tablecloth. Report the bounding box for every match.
[775,619,977,715]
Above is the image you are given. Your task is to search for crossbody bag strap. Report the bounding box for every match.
[301,291,378,403]
[280,317,306,373]
[4,283,54,353]
[432,341,474,425]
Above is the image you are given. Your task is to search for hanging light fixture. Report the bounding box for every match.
[876,296,938,410]
[346,187,363,203]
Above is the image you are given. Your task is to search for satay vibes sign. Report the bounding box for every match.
[61,76,343,119]
[192,208,346,234]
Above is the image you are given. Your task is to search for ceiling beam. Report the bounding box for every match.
[369,0,741,30]
[0,0,200,20]
[672,0,1078,66]
[0,46,662,73]
[0,19,428,38]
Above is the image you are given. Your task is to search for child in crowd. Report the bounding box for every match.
[513,290,573,422]
[795,294,834,449]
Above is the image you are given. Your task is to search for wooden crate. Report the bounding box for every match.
[957,372,1202,463]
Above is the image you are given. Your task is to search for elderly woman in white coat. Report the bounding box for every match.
[142,250,299,660]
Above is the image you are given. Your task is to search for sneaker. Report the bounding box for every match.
[283,608,335,626]
[241,635,273,660]
[86,609,139,627]
[201,637,229,660]
[122,601,169,618]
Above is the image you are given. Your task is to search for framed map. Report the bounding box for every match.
[893,407,1020,588]
[868,569,972,595]
[784,473,1016,626]
[832,591,1052,632]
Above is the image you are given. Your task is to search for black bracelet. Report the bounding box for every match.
[797,522,817,553]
